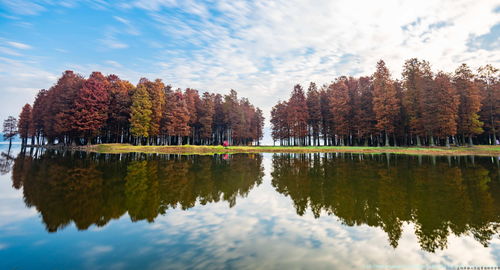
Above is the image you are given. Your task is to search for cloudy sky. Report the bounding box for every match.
[0,0,499,143]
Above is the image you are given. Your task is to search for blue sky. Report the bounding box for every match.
[0,0,499,144]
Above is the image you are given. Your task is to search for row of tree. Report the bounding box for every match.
[271,59,498,146]
[14,71,264,146]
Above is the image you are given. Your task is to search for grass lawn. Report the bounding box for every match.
[87,144,500,156]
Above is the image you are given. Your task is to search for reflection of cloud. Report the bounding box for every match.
[138,154,499,269]
[0,243,7,250]
[0,159,38,228]
[0,152,498,269]
[83,245,113,257]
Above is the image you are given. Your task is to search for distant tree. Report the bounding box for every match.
[18,104,33,146]
[73,72,110,145]
[166,90,190,145]
[418,61,439,146]
[454,64,483,145]
[252,108,265,145]
[354,77,376,145]
[373,60,400,146]
[138,78,165,143]
[320,86,334,145]
[287,84,309,145]
[198,92,215,143]
[31,89,49,145]
[271,101,288,145]
[223,90,240,145]
[130,84,153,145]
[3,116,18,149]
[433,72,459,146]
[184,88,200,144]
[306,82,321,146]
[49,70,85,144]
[106,75,134,143]
[329,77,351,145]
[212,94,225,145]
[402,58,425,145]
[477,64,499,144]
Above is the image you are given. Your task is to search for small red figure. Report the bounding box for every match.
[223,140,229,148]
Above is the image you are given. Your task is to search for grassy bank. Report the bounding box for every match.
[86,144,500,156]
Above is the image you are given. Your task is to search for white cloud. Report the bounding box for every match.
[0,0,499,143]
[6,41,32,49]
[0,46,22,56]
[131,154,500,269]
[126,0,499,134]
[105,60,123,68]
[0,0,46,15]
[113,16,140,36]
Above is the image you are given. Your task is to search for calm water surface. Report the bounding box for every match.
[0,145,499,269]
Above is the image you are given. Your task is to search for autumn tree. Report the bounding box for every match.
[320,86,334,145]
[477,64,499,144]
[198,92,215,144]
[402,58,425,146]
[271,101,289,145]
[329,77,351,145]
[18,104,33,146]
[454,64,483,145]
[166,90,190,145]
[252,108,265,145]
[306,82,321,146]
[354,77,376,145]
[138,78,165,143]
[31,89,49,145]
[373,60,400,146]
[184,88,200,144]
[222,90,240,145]
[106,74,134,143]
[433,72,459,146]
[287,84,309,145]
[73,71,110,144]
[129,84,152,145]
[48,70,85,144]
[418,61,439,146]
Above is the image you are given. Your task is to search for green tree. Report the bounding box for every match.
[130,85,152,144]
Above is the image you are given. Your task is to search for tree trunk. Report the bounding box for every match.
[416,135,421,147]
[429,134,435,147]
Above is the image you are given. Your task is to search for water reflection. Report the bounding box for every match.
[271,153,500,252]
[11,150,264,232]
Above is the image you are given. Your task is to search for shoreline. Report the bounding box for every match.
[33,144,500,156]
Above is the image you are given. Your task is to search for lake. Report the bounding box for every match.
[0,145,499,269]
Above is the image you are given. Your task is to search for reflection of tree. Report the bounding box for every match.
[0,151,15,175]
[12,151,264,232]
[271,153,500,253]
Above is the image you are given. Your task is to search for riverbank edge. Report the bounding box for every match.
[34,144,500,156]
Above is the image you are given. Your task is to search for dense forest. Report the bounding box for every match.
[15,71,265,146]
[271,59,498,146]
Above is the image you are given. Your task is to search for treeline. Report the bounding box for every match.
[271,59,499,146]
[17,71,265,146]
